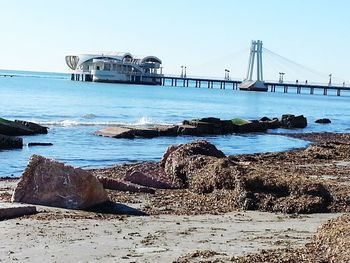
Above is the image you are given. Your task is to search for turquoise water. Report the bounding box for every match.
[1,70,349,177]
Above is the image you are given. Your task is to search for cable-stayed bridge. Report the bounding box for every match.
[161,40,350,96]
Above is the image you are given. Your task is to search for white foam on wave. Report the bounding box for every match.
[38,116,170,127]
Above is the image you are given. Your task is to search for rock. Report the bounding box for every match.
[27,142,53,147]
[237,121,268,133]
[125,162,178,189]
[177,125,199,136]
[14,120,48,134]
[12,155,109,209]
[188,121,222,135]
[0,134,23,149]
[133,128,158,138]
[260,116,271,122]
[0,203,37,220]
[197,117,221,124]
[281,114,307,128]
[263,118,281,129]
[94,127,135,138]
[0,118,34,136]
[124,171,174,189]
[220,120,238,133]
[315,118,331,124]
[163,140,226,187]
[156,125,178,136]
[97,176,155,194]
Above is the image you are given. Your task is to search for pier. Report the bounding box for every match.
[160,76,350,96]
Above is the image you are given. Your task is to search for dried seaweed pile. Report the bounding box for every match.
[91,134,350,215]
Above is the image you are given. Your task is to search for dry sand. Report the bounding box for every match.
[0,206,338,263]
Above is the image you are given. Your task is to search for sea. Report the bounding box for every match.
[1,69,350,177]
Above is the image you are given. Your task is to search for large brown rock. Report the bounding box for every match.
[12,155,109,209]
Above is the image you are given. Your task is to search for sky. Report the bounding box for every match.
[0,0,349,83]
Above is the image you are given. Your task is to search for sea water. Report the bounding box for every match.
[1,70,349,177]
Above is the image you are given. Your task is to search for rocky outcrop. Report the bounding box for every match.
[94,115,308,139]
[315,118,331,124]
[0,118,48,136]
[12,155,109,209]
[0,134,23,149]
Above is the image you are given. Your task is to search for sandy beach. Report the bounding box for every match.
[1,132,350,262]
[0,204,339,263]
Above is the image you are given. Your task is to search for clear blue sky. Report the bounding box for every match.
[1,0,349,83]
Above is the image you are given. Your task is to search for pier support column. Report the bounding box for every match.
[175,79,177,86]
[183,79,185,87]
[186,79,189,87]
[337,89,341,96]
[323,88,327,95]
[195,80,198,88]
[310,87,314,95]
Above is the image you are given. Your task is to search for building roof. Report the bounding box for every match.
[65,52,162,70]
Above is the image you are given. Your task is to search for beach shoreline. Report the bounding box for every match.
[1,131,349,262]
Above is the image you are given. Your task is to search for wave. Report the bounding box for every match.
[38,116,169,127]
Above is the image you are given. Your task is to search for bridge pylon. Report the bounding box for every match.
[240,40,268,92]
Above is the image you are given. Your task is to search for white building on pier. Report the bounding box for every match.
[65,52,163,85]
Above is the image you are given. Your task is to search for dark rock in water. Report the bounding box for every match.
[237,121,268,133]
[264,119,281,129]
[163,140,226,187]
[0,118,34,136]
[134,128,158,138]
[220,120,237,133]
[315,118,331,124]
[177,125,199,136]
[281,114,307,128]
[14,120,48,134]
[0,118,48,136]
[27,142,53,147]
[97,176,155,194]
[188,120,222,135]
[156,125,178,136]
[12,155,109,209]
[95,127,135,138]
[197,117,221,124]
[0,134,23,149]
[260,116,271,122]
